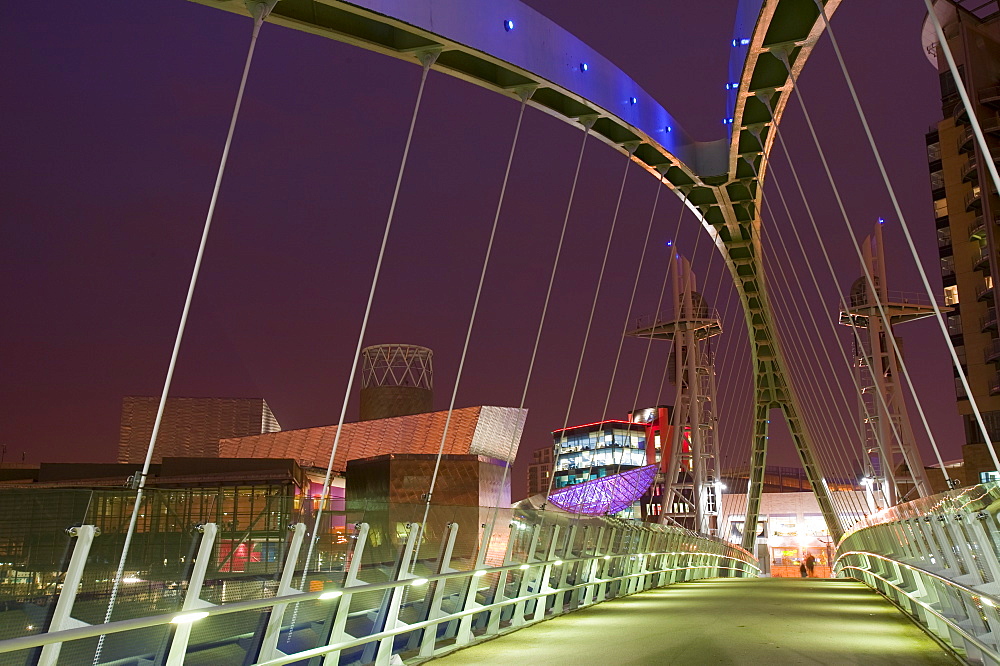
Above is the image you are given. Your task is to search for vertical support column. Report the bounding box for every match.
[531,525,560,623]
[581,527,606,606]
[373,524,421,666]
[552,525,577,612]
[321,522,370,666]
[742,403,770,553]
[165,523,219,666]
[256,522,307,661]
[418,522,459,656]
[511,524,541,627]
[485,525,519,636]
[38,525,99,666]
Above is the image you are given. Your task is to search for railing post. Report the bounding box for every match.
[511,524,541,627]
[373,522,421,666]
[485,524,519,636]
[255,522,306,661]
[321,522,370,666]
[419,522,460,654]
[531,525,560,623]
[968,512,1000,592]
[38,525,99,666]
[165,522,218,666]
[580,527,606,607]
[552,525,577,613]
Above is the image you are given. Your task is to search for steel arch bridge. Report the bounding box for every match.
[193,0,845,546]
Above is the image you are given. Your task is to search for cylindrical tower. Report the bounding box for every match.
[359,344,434,421]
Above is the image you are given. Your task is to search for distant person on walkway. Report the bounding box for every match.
[805,553,816,577]
[799,561,808,578]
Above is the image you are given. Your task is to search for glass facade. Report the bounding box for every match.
[552,422,647,489]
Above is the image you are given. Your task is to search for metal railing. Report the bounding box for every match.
[968,188,984,211]
[987,338,1000,364]
[847,289,937,309]
[977,245,993,271]
[963,158,979,183]
[0,500,757,665]
[632,308,721,331]
[834,482,1000,665]
[959,127,976,155]
[983,308,998,332]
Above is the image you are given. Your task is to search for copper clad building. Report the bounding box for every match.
[219,405,527,473]
[117,397,281,464]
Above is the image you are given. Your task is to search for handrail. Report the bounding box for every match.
[835,483,1000,663]
[0,518,757,663]
[837,559,996,663]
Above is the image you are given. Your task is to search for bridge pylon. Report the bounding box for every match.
[627,252,721,535]
[839,221,938,507]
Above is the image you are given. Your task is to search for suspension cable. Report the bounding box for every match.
[599,173,666,423]
[761,222,866,517]
[816,2,996,472]
[553,146,635,468]
[764,162,880,464]
[93,5,274,661]
[296,51,439,595]
[503,118,595,508]
[769,52,955,485]
[768,123,919,498]
[418,90,532,561]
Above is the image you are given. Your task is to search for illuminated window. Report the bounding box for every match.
[944,285,959,305]
[934,198,948,219]
[981,471,1000,483]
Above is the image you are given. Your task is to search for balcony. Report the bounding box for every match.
[969,216,986,240]
[967,188,983,211]
[991,371,1000,396]
[981,307,998,332]
[985,115,1000,136]
[962,158,979,182]
[954,101,970,125]
[982,86,1000,108]
[959,126,975,154]
[986,338,1000,364]
[974,245,992,271]
[978,281,995,301]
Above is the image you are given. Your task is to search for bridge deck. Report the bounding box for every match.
[429,578,957,665]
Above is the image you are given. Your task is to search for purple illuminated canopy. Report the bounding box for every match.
[547,465,658,516]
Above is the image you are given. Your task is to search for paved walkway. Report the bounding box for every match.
[430,577,958,665]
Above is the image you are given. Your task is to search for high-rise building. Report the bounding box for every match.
[526,445,553,497]
[117,396,281,464]
[923,1,1000,482]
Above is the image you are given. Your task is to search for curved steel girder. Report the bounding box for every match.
[186,0,847,538]
[191,0,722,188]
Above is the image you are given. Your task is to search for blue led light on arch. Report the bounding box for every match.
[503,19,514,31]
[664,125,673,133]
[579,62,589,72]
[629,97,637,105]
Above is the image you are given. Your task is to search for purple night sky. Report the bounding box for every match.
[1,2,956,498]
